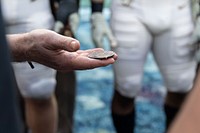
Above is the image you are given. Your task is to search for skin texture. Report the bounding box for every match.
[25,96,58,133]
[7,29,117,72]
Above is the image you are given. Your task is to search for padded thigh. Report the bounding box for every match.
[152,0,197,92]
[158,62,196,92]
[113,55,145,98]
[111,1,152,98]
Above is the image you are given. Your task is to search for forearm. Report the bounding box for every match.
[168,67,200,133]
[7,33,31,62]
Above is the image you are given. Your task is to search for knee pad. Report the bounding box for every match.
[24,78,56,99]
[161,62,197,93]
[13,63,56,99]
[115,74,142,98]
[17,76,56,99]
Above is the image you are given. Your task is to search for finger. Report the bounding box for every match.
[29,29,80,52]
[93,35,104,48]
[106,29,117,47]
[53,33,80,52]
[74,56,116,70]
[59,49,117,72]
[76,48,105,55]
[88,58,116,68]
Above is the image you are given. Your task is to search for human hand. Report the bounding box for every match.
[8,29,117,72]
[91,12,117,49]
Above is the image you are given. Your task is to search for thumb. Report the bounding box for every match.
[51,33,80,52]
[29,29,80,52]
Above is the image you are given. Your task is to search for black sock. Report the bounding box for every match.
[111,110,135,133]
[164,104,179,130]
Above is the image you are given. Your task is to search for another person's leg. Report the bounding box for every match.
[153,3,197,129]
[110,1,152,131]
[17,90,28,133]
[111,54,149,133]
[111,90,135,133]
[164,92,188,129]
[167,67,200,133]
[25,95,57,133]
[164,66,198,128]
[13,63,57,133]
[55,71,76,133]
[14,77,28,133]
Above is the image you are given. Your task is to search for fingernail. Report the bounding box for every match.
[70,40,80,51]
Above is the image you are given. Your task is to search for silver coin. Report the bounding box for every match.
[88,51,115,59]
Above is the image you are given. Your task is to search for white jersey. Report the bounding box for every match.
[1,0,54,33]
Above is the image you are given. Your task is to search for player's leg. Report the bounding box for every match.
[110,1,152,132]
[25,95,57,133]
[55,71,76,133]
[153,1,197,129]
[13,63,57,133]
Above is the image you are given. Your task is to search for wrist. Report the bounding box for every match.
[7,33,32,62]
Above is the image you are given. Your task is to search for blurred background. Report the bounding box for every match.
[74,0,166,133]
